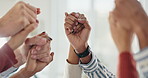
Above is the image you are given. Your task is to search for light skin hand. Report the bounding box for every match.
[114,0,148,49]
[64,13,91,53]
[21,35,47,60]
[7,23,38,51]
[109,12,133,53]
[13,33,50,68]
[0,1,40,37]
[10,49,54,78]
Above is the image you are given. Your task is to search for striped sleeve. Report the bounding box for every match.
[79,53,115,78]
[0,67,18,78]
[134,47,148,78]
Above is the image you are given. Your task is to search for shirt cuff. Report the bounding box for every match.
[79,53,99,72]
[63,60,82,78]
[2,43,18,65]
[0,67,18,78]
[134,47,148,76]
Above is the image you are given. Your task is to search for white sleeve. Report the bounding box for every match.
[0,67,18,78]
[63,60,82,78]
[134,47,148,78]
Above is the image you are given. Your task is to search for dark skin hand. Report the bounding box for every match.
[64,12,92,64]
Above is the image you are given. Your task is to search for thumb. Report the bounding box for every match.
[25,50,37,72]
[83,21,91,31]
[50,52,54,57]
[49,52,54,62]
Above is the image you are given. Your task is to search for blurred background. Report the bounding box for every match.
[0,0,147,78]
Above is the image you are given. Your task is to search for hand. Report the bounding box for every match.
[22,45,54,77]
[7,23,38,51]
[109,12,133,53]
[0,1,40,37]
[64,12,91,53]
[114,0,148,31]
[13,32,51,68]
[10,49,54,78]
[114,0,148,49]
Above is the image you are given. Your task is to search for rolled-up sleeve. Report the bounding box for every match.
[80,53,115,78]
[63,60,82,78]
[0,43,17,73]
[134,47,148,78]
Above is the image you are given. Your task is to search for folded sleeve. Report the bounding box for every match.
[79,53,115,78]
[63,60,82,78]
[118,52,139,78]
[134,47,148,78]
[0,43,18,73]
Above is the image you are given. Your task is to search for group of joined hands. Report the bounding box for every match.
[0,0,147,77]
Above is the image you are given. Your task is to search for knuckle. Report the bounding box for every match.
[18,1,26,9]
[19,17,26,26]
[21,9,26,16]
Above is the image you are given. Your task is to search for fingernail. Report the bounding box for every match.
[36,46,41,51]
[75,13,79,18]
[74,26,76,29]
[31,49,37,54]
[31,55,37,59]
[41,32,46,35]
[75,22,78,25]
[36,20,39,23]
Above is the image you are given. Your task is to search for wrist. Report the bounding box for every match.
[7,40,15,50]
[21,68,33,78]
[118,46,131,53]
[14,68,31,78]
[75,43,88,53]
[80,53,92,64]
[67,45,79,64]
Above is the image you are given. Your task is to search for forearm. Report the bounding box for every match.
[67,45,79,64]
[0,43,17,73]
[135,28,148,49]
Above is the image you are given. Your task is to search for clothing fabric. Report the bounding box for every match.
[63,60,82,78]
[0,67,18,78]
[80,53,115,78]
[0,43,17,73]
[134,47,148,78]
[118,52,139,78]
[64,53,115,78]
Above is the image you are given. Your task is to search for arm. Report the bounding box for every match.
[0,23,37,73]
[63,45,82,78]
[109,9,139,78]
[64,12,115,78]
[1,32,51,77]
[0,44,17,73]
